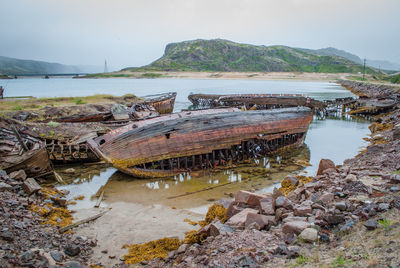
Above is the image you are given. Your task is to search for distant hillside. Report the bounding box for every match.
[298,47,400,71]
[124,39,376,74]
[0,56,100,75]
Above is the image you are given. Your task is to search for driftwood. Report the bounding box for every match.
[167,181,235,199]
[94,190,104,208]
[53,171,66,185]
[59,209,110,233]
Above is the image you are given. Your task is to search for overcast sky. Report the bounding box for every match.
[1,0,399,70]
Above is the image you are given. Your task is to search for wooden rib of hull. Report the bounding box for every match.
[188,93,326,110]
[89,107,313,178]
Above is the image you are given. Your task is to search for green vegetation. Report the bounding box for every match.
[141,72,163,78]
[296,255,310,265]
[378,218,392,231]
[47,121,60,128]
[74,98,87,105]
[12,105,23,111]
[123,39,377,74]
[330,254,353,267]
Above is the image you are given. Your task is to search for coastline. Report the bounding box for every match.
[78,71,351,82]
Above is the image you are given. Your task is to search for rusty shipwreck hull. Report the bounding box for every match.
[188,93,326,111]
[88,107,313,178]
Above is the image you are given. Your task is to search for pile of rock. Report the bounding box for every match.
[339,80,400,100]
[0,169,96,267]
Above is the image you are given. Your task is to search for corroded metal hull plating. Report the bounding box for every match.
[188,93,327,110]
[89,107,313,178]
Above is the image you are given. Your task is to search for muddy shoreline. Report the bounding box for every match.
[0,79,399,267]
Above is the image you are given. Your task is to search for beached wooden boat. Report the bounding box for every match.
[0,120,53,178]
[141,92,177,114]
[88,107,313,178]
[188,93,327,110]
[348,97,397,115]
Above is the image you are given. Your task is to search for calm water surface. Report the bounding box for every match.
[1,78,370,211]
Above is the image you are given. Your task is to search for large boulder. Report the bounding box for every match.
[259,194,275,215]
[316,159,335,176]
[245,212,275,230]
[282,221,311,235]
[235,190,265,206]
[226,208,259,229]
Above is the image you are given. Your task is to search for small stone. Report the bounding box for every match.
[20,250,34,262]
[287,246,301,259]
[364,219,379,230]
[167,250,176,258]
[9,170,27,181]
[274,245,288,255]
[275,196,293,209]
[64,261,81,268]
[324,214,345,225]
[294,204,312,216]
[1,231,14,241]
[377,203,389,211]
[22,178,41,195]
[345,174,357,183]
[50,250,64,262]
[177,243,189,254]
[335,202,347,211]
[390,187,400,192]
[282,221,311,235]
[319,233,330,243]
[0,182,13,192]
[299,228,318,243]
[317,192,334,206]
[64,244,81,257]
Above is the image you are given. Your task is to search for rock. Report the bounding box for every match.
[0,182,13,192]
[319,233,330,243]
[53,198,68,207]
[364,219,379,230]
[245,212,273,230]
[22,178,41,195]
[64,244,81,257]
[282,216,307,223]
[64,168,76,174]
[211,220,234,235]
[294,204,312,217]
[50,250,64,262]
[274,245,288,255]
[234,190,265,206]
[1,231,14,241]
[299,228,318,243]
[0,169,8,180]
[282,175,299,186]
[287,246,301,259]
[324,214,345,225]
[335,202,347,211]
[216,198,233,209]
[259,194,275,215]
[64,261,82,268]
[316,192,334,206]
[226,208,259,229]
[177,244,189,254]
[167,250,176,258]
[20,250,34,262]
[275,196,293,209]
[390,186,400,192]
[377,203,389,212]
[282,221,311,235]
[8,170,27,181]
[316,159,335,176]
[226,203,244,218]
[393,125,400,140]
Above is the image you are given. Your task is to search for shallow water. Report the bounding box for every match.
[17,78,369,212]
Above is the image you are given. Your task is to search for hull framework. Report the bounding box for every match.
[89,107,313,178]
[188,93,327,111]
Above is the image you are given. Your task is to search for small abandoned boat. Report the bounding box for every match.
[188,93,327,111]
[88,107,313,178]
[0,120,53,178]
[141,92,177,114]
[348,97,397,115]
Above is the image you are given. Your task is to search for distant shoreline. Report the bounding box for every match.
[77,71,350,82]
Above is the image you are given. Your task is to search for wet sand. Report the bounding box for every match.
[74,203,203,267]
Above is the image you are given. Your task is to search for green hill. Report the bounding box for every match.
[124,39,376,74]
[0,56,89,75]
